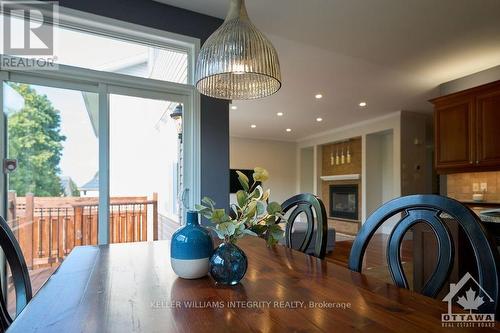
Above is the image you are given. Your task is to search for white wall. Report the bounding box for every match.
[299,147,314,193]
[381,132,395,204]
[365,131,395,216]
[230,137,297,204]
[366,130,396,233]
[365,134,382,216]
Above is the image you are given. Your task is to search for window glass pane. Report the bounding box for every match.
[110,94,182,242]
[2,14,188,84]
[3,82,98,317]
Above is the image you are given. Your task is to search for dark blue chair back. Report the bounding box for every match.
[0,216,32,331]
[281,193,328,259]
[348,195,499,314]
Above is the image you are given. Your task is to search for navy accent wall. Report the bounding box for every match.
[58,0,230,219]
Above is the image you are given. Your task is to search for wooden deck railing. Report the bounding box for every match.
[7,192,158,269]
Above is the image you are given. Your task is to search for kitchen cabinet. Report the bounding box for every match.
[476,89,500,166]
[431,80,500,174]
[434,99,474,169]
[413,205,500,295]
[412,221,476,298]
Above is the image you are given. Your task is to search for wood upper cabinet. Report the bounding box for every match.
[476,89,500,166]
[434,99,474,169]
[431,80,500,174]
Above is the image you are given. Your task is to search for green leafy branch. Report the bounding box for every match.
[195,167,286,246]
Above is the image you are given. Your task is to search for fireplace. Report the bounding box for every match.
[329,184,359,220]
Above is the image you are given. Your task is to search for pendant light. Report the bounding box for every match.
[195,0,282,100]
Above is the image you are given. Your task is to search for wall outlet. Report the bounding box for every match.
[473,183,480,192]
[480,182,488,192]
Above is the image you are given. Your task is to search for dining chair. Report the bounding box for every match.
[280,193,328,259]
[0,216,32,332]
[348,194,499,314]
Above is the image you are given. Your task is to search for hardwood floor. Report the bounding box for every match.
[7,265,58,316]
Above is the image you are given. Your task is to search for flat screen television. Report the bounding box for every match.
[230,169,259,193]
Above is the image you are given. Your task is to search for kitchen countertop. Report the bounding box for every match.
[478,209,500,223]
[459,201,500,223]
[442,208,500,223]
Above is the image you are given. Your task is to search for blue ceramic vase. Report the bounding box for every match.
[171,211,214,279]
[209,242,248,285]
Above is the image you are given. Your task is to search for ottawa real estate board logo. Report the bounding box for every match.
[1,1,58,70]
[442,272,495,328]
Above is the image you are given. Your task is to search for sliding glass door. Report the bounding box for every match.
[2,81,100,316]
[109,94,182,242]
[0,75,193,317]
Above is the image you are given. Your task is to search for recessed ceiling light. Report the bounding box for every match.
[316,117,323,122]
[250,124,257,128]
[359,102,367,107]
[315,94,323,99]
[277,112,284,116]
[286,128,292,132]
[231,105,238,110]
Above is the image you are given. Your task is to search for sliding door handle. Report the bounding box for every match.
[3,159,17,174]
[178,188,190,210]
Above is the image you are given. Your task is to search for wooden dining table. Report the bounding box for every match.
[7,237,500,333]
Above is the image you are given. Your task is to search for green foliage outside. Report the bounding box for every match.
[7,83,66,197]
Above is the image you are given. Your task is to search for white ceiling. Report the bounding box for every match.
[155,0,500,141]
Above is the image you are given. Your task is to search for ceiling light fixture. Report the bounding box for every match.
[286,128,292,132]
[195,0,281,100]
[277,112,284,116]
[250,124,257,128]
[315,94,323,99]
[316,117,323,122]
[359,102,367,107]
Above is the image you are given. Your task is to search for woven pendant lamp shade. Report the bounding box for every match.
[195,0,281,100]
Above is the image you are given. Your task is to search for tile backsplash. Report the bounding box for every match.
[447,171,500,202]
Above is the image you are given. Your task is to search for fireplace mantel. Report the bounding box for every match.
[320,174,360,182]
